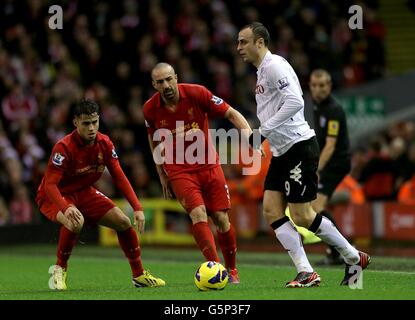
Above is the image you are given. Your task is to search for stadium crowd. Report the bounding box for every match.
[1,0,412,227]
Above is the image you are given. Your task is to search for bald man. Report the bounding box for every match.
[143,62,255,284]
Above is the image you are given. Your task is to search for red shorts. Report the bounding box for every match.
[169,166,231,213]
[36,187,115,225]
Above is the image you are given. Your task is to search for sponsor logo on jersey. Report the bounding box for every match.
[255,84,265,94]
[52,152,65,166]
[111,148,118,159]
[211,95,223,105]
[278,77,289,90]
[289,161,302,185]
[144,119,150,128]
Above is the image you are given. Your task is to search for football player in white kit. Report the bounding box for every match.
[237,22,370,287]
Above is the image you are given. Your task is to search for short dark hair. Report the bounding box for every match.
[310,69,332,83]
[244,22,270,46]
[74,99,100,117]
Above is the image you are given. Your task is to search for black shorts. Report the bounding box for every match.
[264,137,320,203]
[318,161,351,198]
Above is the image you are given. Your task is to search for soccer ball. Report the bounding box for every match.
[194,261,228,291]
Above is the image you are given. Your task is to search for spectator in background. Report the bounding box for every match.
[0,196,9,225]
[350,146,368,180]
[332,174,366,205]
[388,136,411,191]
[406,142,415,179]
[9,183,33,224]
[1,84,38,132]
[130,162,162,198]
[359,139,400,200]
[398,174,415,205]
[396,141,415,204]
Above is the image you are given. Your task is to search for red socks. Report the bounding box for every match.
[192,222,220,262]
[117,227,144,278]
[56,226,79,269]
[217,224,237,270]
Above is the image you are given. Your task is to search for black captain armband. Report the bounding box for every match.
[248,132,266,149]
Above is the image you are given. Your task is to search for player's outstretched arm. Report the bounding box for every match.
[107,161,143,213]
[43,169,72,213]
[224,107,252,142]
[225,107,266,157]
[147,133,173,199]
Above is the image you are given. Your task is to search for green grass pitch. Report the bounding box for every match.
[0,244,414,300]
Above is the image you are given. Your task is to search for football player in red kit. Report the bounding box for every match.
[36,99,165,290]
[144,63,255,284]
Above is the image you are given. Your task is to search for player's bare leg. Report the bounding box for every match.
[189,205,220,263]
[210,210,239,283]
[264,191,320,288]
[98,207,165,287]
[51,208,84,290]
[288,202,316,228]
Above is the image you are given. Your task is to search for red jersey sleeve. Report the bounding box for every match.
[104,138,143,211]
[44,143,72,212]
[143,101,156,136]
[198,86,230,118]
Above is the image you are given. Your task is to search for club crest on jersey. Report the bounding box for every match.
[278,77,289,90]
[320,116,327,128]
[52,152,65,166]
[111,148,118,159]
[211,95,223,105]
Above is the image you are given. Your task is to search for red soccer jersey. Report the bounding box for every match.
[143,84,230,177]
[37,130,142,212]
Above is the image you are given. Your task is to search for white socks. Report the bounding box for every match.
[272,212,361,273]
[274,219,314,273]
[314,215,360,265]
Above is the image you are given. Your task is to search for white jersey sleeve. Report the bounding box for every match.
[255,52,315,156]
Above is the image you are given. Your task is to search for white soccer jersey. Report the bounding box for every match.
[255,51,315,157]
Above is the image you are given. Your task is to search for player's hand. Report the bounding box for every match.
[133,210,145,234]
[64,206,83,224]
[258,145,266,157]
